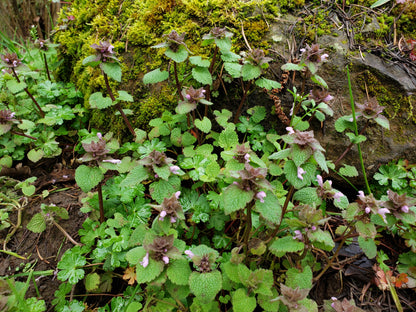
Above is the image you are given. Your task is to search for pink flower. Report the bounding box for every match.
[316,175,323,187]
[170,216,176,223]
[365,207,371,214]
[377,208,390,222]
[286,127,295,135]
[102,159,121,164]
[333,192,344,202]
[297,167,306,180]
[175,191,181,199]
[293,230,303,241]
[256,191,266,203]
[169,165,180,174]
[159,210,167,221]
[185,250,195,258]
[401,205,409,213]
[140,252,149,268]
[162,256,170,264]
[244,153,250,163]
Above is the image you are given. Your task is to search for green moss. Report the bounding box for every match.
[356,70,415,122]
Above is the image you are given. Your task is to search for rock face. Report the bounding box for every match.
[268,17,416,187]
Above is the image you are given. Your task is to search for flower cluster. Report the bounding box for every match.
[182,86,206,104]
[152,191,184,223]
[355,97,386,120]
[140,150,175,178]
[184,245,219,273]
[357,191,390,222]
[140,235,179,267]
[316,175,344,203]
[203,27,233,40]
[244,48,272,67]
[285,127,325,152]
[309,87,333,104]
[90,41,117,63]
[300,44,328,63]
[384,190,416,220]
[163,30,187,52]
[1,53,22,68]
[80,133,109,161]
[35,39,49,51]
[231,163,271,202]
[0,109,18,135]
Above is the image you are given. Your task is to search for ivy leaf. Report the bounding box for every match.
[241,63,262,81]
[231,288,256,312]
[194,117,212,133]
[89,92,113,109]
[26,213,46,233]
[75,165,104,192]
[167,258,192,285]
[189,271,222,304]
[269,236,305,257]
[222,184,254,214]
[101,62,122,82]
[143,68,169,84]
[165,45,188,63]
[255,77,281,90]
[192,66,212,85]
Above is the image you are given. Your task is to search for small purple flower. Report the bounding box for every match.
[170,216,176,223]
[365,207,371,214]
[297,167,306,180]
[185,250,195,258]
[162,256,170,264]
[244,153,250,163]
[401,205,409,213]
[311,225,317,231]
[316,175,323,187]
[102,159,122,164]
[293,230,304,241]
[286,127,295,135]
[377,208,390,222]
[175,191,181,199]
[170,165,180,174]
[159,210,167,221]
[256,191,266,203]
[333,192,344,202]
[140,252,149,268]
[97,132,102,139]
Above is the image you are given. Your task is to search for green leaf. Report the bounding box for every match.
[232,288,256,312]
[57,247,86,284]
[165,45,188,63]
[255,77,281,90]
[221,51,240,62]
[224,62,242,78]
[0,123,11,135]
[85,273,100,292]
[120,166,149,188]
[222,184,254,214]
[126,246,146,265]
[269,148,291,160]
[218,125,238,150]
[136,258,164,284]
[27,149,44,163]
[281,63,304,71]
[335,115,354,132]
[216,37,232,51]
[189,56,210,67]
[355,220,376,239]
[194,117,212,133]
[149,176,181,204]
[17,119,35,130]
[143,68,169,84]
[101,62,122,82]
[293,187,321,206]
[167,258,192,285]
[292,145,312,167]
[358,236,377,259]
[126,302,143,312]
[255,191,281,225]
[284,160,316,189]
[269,236,305,257]
[75,165,104,192]
[241,63,262,81]
[345,132,367,144]
[176,101,197,114]
[339,164,359,177]
[314,150,328,173]
[27,213,46,233]
[82,54,99,66]
[258,288,280,312]
[286,266,313,289]
[308,230,335,251]
[117,90,133,102]
[6,80,27,94]
[89,92,113,109]
[189,271,222,304]
[374,115,390,129]
[310,74,328,88]
[192,66,212,85]
[370,0,391,8]
[214,109,233,128]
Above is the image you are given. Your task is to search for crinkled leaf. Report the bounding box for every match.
[311,74,328,88]
[6,80,27,94]
[102,62,122,82]
[75,165,104,192]
[269,148,291,160]
[194,117,212,133]
[308,230,335,251]
[189,56,210,67]
[232,288,256,312]
[284,160,316,189]
[269,236,305,257]
[192,66,213,85]
[117,90,133,102]
[85,273,100,292]
[120,166,149,188]
[189,271,222,304]
[27,213,46,233]
[255,191,281,225]
[220,51,240,62]
[339,164,359,177]
[335,115,354,132]
[293,187,321,206]
[218,125,238,150]
[345,132,367,144]
[165,45,188,63]
[222,184,254,214]
[255,77,281,90]
[136,258,164,284]
[314,150,328,173]
[358,236,377,259]
[241,63,262,81]
[143,68,169,84]
[89,92,113,109]
[281,63,304,71]
[27,149,44,163]
[167,258,192,285]
[176,101,197,114]
[224,62,242,78]
[286,266,313,289]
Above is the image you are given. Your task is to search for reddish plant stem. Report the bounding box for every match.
[11,68,45,118]
[43,52,51,81]
[234,80,252,123]
[10,130,37,140]
[103,73,136,139]
[174,62,184,101]
[97,183,105,223]
[243,201,255,255]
